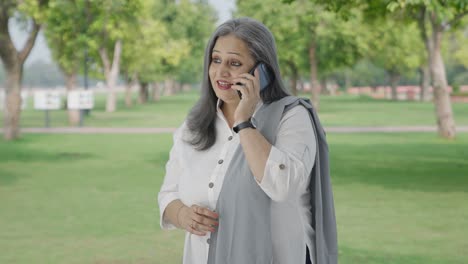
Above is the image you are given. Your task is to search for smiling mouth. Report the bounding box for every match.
[217,80,233,90]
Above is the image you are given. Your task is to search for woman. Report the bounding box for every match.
[158,17,337,264]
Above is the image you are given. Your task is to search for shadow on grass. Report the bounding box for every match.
[0,136,94,162]
[0,143,94,186]
[330,139,468,193]
[0,168,21,186]
[339,246,462,264]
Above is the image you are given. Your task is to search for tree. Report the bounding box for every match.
[306,0,468,138]
[86,0,142,112]
[119,0,173,105]
[44,0,87,125]
[0,0,49,140]
[152,0,215,96]
[367,19,422,100]
[238,0,367,109]
[169,0,217,88]
[398,1,467,139]
[237,0,309,95]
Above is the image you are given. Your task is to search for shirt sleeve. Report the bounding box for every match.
[157,124,185,230]
[258,105,317,202]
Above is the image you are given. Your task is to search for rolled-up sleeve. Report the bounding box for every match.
[158,126,184,229]
[258,105,316,201]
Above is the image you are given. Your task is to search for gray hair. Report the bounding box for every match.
[186,17,290,151]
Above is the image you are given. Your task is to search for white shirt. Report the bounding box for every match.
[158,100,317,264]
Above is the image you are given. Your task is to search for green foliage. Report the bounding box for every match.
[119,0,216,84]
[237,0,368,80]
[347,59,388,87]
[44,0,87,75]
[367,19,423,77]
[17,0,50,23]
[120,0,179,83]
[237,0,308,78]
[155,0,217,84]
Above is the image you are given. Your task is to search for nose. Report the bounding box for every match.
[218,63,230,78]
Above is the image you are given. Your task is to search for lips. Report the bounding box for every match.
[216,80,233,90]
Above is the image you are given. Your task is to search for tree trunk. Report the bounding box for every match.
[288,61,298,95]
[152,82,161,102]
[419,64,431,101]
[429,26,456,139]
[289,76,298,96]
[124,73,135,108]
[309,41,320,110]
[0,15,41,140]
[344,69,351,91]
[139,82,149,104]
[416,11,433,103]
[182,83,191,92]
[64,72,80,126]
[174,82,181,94]
[320,78,327,95]
[99,40,122,113]
[164,78,175,96]
[389,71,400,101]
[124,80,133,108]
[3,66,22,140]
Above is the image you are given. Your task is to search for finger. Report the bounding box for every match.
[192,215,218,229]
[233,76,254,88]
[235,74,257,93]
[192,219,217,233]
[196,207,219,220]
[192,210,219,230]
[232,79,253,96]
[238,72,255,80]
[189,224,207,236]
[191,205,219,221]
[231,83,248,98]
[186,216,208,236]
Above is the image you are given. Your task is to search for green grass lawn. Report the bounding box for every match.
[5,91,468,128]
[1,133,467,263]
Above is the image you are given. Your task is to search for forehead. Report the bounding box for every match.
[212,34,250,57]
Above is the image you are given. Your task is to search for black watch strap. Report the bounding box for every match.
[233,119,255,133]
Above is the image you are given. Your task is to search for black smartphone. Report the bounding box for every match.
[237,62,273,99]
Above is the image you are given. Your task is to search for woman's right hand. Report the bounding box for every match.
[178,204,219,236]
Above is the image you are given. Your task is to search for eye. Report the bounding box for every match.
[231,60,242,67]
[212,57,221,64]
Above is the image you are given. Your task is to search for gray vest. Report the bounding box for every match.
[207,96,338,264]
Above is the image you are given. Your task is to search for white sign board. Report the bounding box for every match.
[34,90,62,110]
[21,91,28,109]
[0,90,28,110]
[68,90,94,110]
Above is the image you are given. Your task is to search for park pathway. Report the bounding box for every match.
[7,126,468,134]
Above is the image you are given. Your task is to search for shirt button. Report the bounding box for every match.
[228,136,233,141]
[218,159,224,164]
[279,164,286,170]
[208,182,214,188]
[207,238,211,244]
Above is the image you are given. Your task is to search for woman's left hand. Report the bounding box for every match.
[231,68,261,124]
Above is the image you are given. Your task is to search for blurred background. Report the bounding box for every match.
[1,0,467,263]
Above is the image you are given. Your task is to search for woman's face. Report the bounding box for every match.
[209,34,255,103]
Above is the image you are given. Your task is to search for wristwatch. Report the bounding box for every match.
[233,118,256,133]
